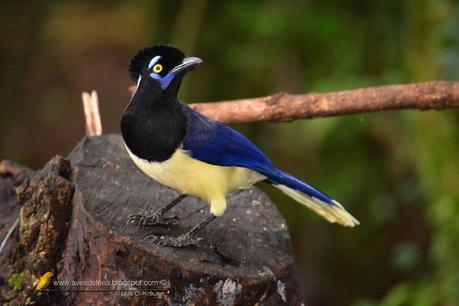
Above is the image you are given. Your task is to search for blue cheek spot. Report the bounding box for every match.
[149,72,175,89]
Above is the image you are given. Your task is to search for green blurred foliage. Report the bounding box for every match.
[1,1,458,305]
[7,272,24,292]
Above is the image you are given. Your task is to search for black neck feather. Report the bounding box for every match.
[121,87,187,162]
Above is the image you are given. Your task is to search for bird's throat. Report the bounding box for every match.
[121,92,187,162]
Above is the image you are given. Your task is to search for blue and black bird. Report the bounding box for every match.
[121,45,359,247]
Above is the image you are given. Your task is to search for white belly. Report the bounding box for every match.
[125,145,264,216]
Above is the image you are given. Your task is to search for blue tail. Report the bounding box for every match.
[266,170,359,227]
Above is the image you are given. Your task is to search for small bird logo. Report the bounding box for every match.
[35,272,53,291]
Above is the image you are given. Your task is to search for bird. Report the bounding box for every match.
[35,272,53,292]
[121,44,359,247]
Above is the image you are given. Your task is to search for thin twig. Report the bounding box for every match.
[82,90,102,136]
[129,80,459,123]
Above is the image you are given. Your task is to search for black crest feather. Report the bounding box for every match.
[129,44,185,81]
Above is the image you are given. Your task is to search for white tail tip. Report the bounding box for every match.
[275,185,360,227]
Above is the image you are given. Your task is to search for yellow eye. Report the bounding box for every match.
[152,64,163,73]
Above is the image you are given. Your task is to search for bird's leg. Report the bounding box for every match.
[146,214,216,247]
[127,194,187,226]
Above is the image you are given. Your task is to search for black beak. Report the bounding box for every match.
[170,57,203,76]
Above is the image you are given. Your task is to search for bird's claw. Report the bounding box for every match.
[145,234,203,247]
[126,213,179,227]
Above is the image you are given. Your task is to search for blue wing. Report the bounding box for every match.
[181,103,332,203]
[181,103,276,176]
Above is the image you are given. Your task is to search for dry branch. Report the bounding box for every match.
[129,80,459,123]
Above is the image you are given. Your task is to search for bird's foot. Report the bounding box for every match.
[145,233,203,247]
[126,211,179,227]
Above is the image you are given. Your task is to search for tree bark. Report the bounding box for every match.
[0,157,74,305]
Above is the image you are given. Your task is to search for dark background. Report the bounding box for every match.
[1,1,459,305]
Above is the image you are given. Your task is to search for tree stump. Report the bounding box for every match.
[1,135,305,305]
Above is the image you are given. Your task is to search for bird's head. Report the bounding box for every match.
[129,44,202,97]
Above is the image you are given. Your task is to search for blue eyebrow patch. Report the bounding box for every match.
[148,56,161,69]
